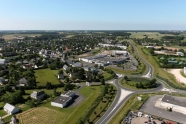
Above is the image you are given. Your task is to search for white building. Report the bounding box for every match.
[184,67,186,75]
[30,91,46,101]
[3,103,19,115]
[160,95,186,114]
[51,91,75,108]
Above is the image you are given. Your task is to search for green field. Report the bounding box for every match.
[103,71,113,81]
[17,85,102,124]
[87,84,117,123]
[129,32,174,40]
[0,109,6,117]
[34,68,59,86]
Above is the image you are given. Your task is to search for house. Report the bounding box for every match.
[0,77,5,85]
[18,78,27,86]
[58,74,64,79]
[63,64,70,71]
[3,103,19,115]
[31,91,46,101]
[69,72,78,78]
[65,60,74,66]
[51,91,75,108]
[0,59,8,65]
[34,63,43,69]
[10,116,18,124]
[16,61,22,65]
[160,95,186,114]
[22,64,33,69]
[72,62,82,68]
[23,60,29,64]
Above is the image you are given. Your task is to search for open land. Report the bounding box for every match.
[16,85,102,124]
[34,68,59,86]
[166,69,186,84]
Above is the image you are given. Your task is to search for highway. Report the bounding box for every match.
[96,40,186,124]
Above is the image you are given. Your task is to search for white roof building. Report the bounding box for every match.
[184,67,186,75]
[3,103,19,115]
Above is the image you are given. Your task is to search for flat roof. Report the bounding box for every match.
[64,91,75,96]
[162,95,186,108]
[52,96,71,104]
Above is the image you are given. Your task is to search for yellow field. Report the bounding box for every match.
[2,34,41,40]
[129,32,174,40]
[17,107,67,124]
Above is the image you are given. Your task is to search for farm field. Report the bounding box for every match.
[34,68,59,86]
[129,32,174,40]
[16,85,102,124]
[2,34,41,40]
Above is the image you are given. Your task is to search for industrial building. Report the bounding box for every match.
[51,91,75,108]
[160,95,186,114]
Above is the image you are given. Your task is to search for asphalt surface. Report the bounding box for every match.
[140,95,186,124]
[96,40,186,124]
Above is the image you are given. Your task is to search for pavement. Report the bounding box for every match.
[140,95,186,124]
[167,69,186,84]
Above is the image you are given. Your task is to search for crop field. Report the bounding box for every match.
[16,107,67,124]
[17,86,102,124]
[34,68,59,86]
[129,32,174,40]
[2,34,41,40]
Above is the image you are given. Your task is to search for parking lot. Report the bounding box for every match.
[139,95,186,124]
[123,111,178,124]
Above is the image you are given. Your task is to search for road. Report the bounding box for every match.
[96,40,186,124]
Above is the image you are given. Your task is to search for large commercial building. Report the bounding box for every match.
[160,95,186,114]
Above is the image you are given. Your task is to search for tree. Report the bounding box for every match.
[138,82,144,88]
[46,82,53,89]
[124,76,128,81]
[101,79,105,85]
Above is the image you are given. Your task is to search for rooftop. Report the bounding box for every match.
[162,95,186,108]
[52,96,71,104]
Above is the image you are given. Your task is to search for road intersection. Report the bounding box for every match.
[96,40,186,124]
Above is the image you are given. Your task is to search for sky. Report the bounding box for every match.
[0,0,186,30]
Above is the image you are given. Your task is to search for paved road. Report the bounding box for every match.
[96,40,186,124]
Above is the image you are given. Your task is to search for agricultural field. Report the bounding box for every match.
[129,32,175,40]
[16,85,102,124]
[34,68,59,86]
[17,107,67,124]
[2,34,41,40]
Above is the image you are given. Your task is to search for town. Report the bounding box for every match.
[0,30,186,124]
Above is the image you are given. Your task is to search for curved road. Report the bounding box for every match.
[96,40,186,124]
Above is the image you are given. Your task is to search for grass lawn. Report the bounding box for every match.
[34,68,60,86]
[106,66,137,75]
[180,71,186,78]
[17,85,102,124]
[87,84,117,124]
[120,78,152,90]
[0,102,4,108]
[103,71,113,81]
[0,109,6,117]
[131,40,186,89]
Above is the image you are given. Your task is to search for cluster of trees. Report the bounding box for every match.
[0,90,24,104]
[49,58,65,70]
[124,77,158,89]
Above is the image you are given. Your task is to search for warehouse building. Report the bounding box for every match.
[51,91,75,108]
[160,95,186,114]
